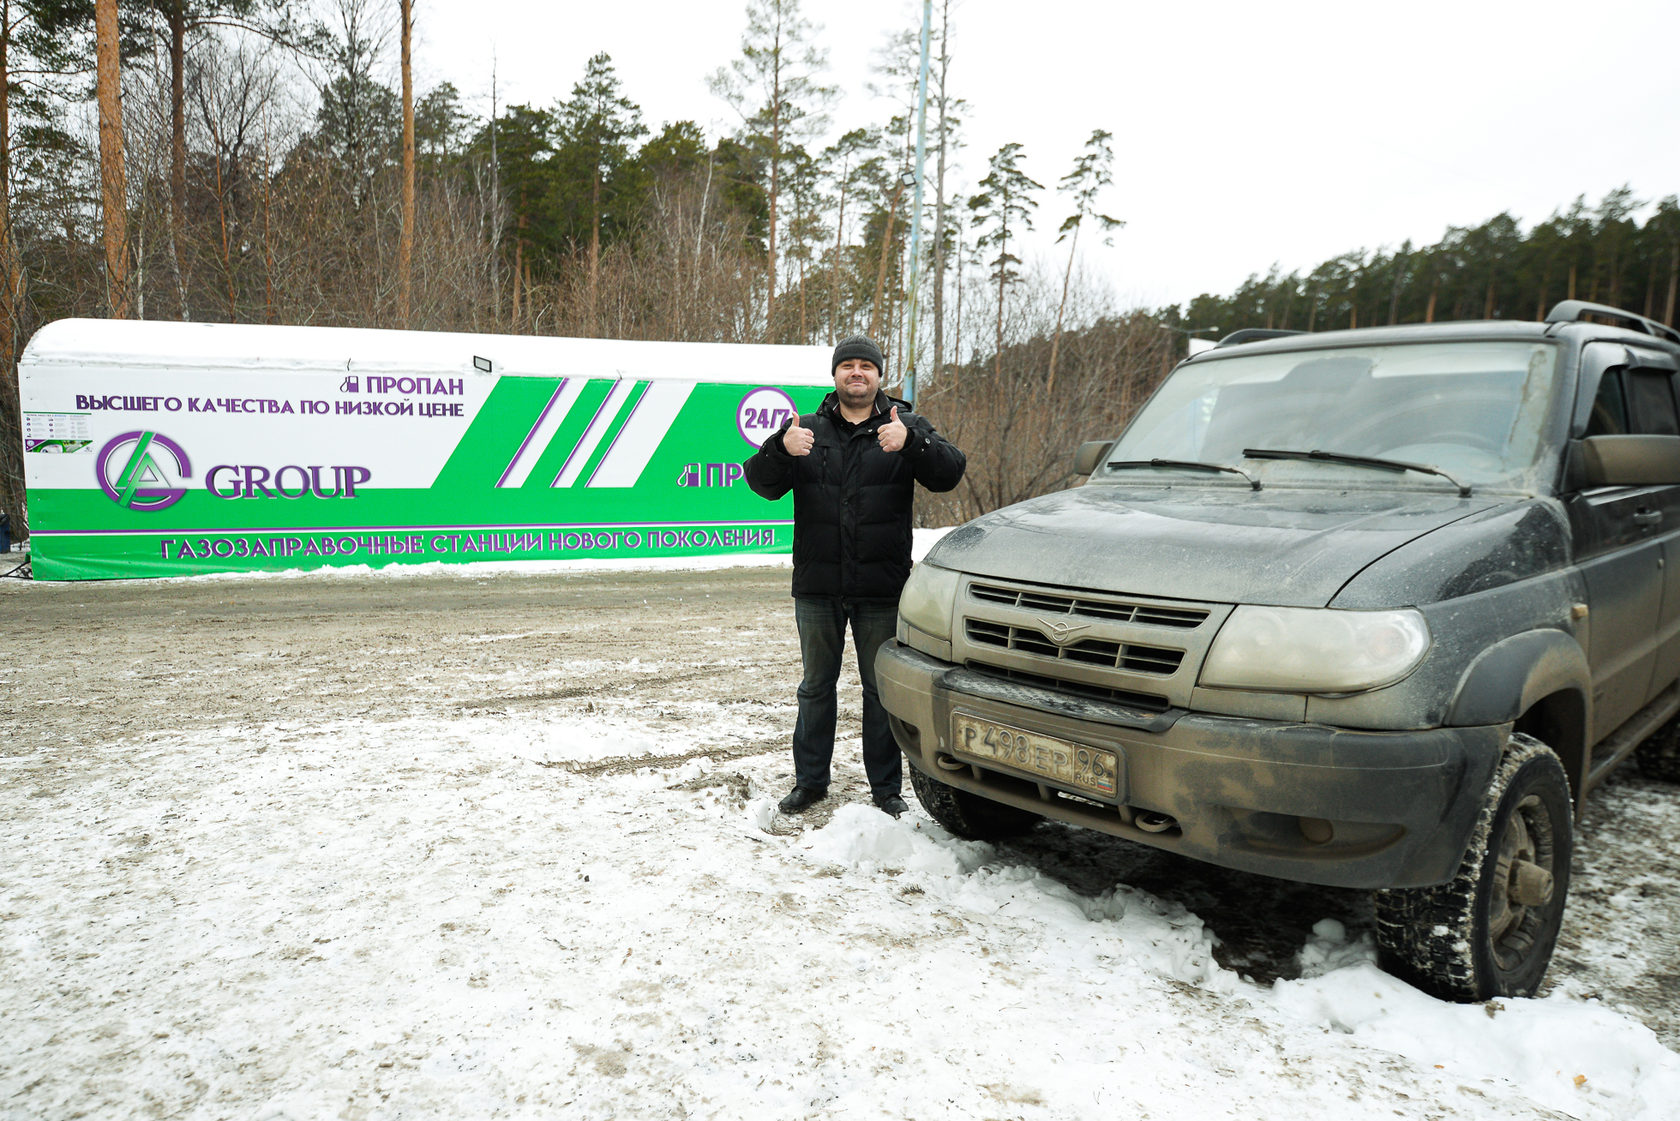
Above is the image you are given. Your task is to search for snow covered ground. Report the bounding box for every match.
[2,545,1678,1120]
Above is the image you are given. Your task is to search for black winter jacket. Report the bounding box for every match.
[744,390,965,601]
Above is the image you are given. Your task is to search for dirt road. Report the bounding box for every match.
[4,565,1675,1043]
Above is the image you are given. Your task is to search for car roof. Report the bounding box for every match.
[1187,317,1680,365]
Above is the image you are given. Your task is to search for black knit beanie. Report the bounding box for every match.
[831,334,886,378]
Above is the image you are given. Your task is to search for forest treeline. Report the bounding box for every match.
[0,0,1177,537]
[1,1,1675,541]
[1159,188,1680,339]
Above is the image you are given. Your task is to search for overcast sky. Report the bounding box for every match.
[409,0,1680,315]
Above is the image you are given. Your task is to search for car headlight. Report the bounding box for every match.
[1199,605,1430,694]
[898,562,961,642]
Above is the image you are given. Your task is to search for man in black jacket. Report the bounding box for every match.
[744,334,966,817]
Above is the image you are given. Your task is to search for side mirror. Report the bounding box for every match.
[1074,440,1115,476]
[1577,435,1680,486]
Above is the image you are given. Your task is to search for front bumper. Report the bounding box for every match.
[876,641,1505,889]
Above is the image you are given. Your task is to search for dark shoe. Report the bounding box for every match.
[874,793,908,818]
[778,785,828,814]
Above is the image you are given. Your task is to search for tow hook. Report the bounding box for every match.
[1134,810,1178,833]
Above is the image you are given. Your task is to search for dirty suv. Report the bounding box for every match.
[877,300,1680,1001]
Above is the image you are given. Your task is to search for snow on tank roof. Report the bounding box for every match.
[21,318,833,385]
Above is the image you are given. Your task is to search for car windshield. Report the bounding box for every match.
[1106,340,1560,492]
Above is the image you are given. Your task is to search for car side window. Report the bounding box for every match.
[1585,370,1630,436]
[1625,369,1680,436]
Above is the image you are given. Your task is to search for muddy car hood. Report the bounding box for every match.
[925,484,1505,608]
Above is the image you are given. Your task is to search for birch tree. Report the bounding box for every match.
[136,1,314,320]
[930,0,960,379]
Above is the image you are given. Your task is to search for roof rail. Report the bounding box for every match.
[1216,328,1305,348]
[1545,300,1680,345]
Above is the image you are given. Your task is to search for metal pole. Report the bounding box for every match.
[905,0,932,404]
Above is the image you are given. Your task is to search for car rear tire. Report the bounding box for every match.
[1373,732,1572,1002]
[1635,716,1680,782]
[909,766,1040,840]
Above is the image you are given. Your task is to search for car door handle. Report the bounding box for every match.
[1634,509,1662,528]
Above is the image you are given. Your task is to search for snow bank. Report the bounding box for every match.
[796,804,1680,1121]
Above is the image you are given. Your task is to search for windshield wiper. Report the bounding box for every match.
[1108,458,1260,490]
[1242,448,1471,497]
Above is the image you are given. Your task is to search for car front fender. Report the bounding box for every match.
[1446,629,1591,729]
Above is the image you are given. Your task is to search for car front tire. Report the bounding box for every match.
[908,766,1041,840]
[1373,732,1573,1002]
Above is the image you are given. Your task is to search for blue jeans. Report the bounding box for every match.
[791,597,902,798]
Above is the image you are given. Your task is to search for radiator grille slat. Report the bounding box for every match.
[959,579,1219,709]
[964,621,1185,676]
[969,582,1208,628]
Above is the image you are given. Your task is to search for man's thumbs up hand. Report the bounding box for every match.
[878,406,908,453]
[783,416,815,456]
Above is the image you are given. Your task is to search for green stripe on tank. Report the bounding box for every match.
[524,379,614,488]
[576,381,651,487]
[433,376,563,489]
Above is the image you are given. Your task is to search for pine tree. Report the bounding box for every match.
[306,71,401,205]
[820,127,873,335]
[968,142,1039,378]
[556,52,644,335]
[781,145,822,342]
[397,0,413,325]
[1648,197,1680,326]
[1048,128,1121,395]
[474,103,553,325]
[4,0,92,335]
[414,82,470,173]
[864,132,910,342]
[2,0,93,540]
[302,0,399,214]
[95,0,128,318]
[1591,186,1640,308]
[709,0,831,339]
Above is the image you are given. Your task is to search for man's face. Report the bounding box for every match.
[834,358,881,409]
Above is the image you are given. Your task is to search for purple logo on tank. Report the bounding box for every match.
[96,431,192,511]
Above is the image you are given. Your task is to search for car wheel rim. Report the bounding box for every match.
[1488,792,1556,974]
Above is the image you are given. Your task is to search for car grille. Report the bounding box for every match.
[956,578,1222,710]
[965,620,1184,675]
[969,582,1208,628]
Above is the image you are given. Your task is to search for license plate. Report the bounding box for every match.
[950,713,1119,798]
